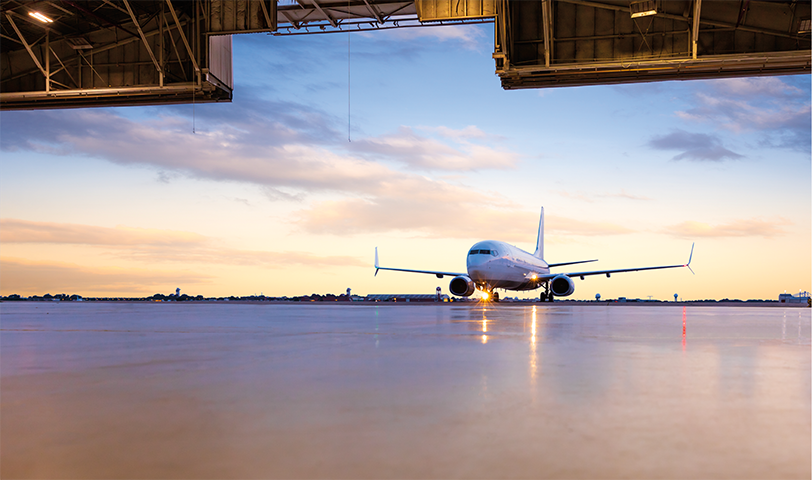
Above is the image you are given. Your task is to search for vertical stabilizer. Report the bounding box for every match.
[533,207,544,259]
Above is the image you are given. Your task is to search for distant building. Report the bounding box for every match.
[779,291,810,304]
[366,294,451,303]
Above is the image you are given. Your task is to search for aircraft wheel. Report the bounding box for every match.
[493,292,500,302]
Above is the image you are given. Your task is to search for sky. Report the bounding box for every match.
[1,24,810,300]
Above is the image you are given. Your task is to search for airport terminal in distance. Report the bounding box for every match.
[2,289,810,307]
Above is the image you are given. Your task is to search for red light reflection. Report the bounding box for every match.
[682,306,687,351]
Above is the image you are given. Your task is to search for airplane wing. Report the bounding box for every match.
[548,259,598,268]
[375,247,465,278]
[535,244,694,280]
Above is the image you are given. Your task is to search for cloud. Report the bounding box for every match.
[675,76,811,151]
[0,219,367,269]
[294,176,518,237]
[556,190,652,202]
[647,130,743,162]
[295,193,633,241]
[0,107,395,195]
[296,199,524,239]
[546,216,634,236]
[599,190,651,201]
[663,218,791,238]
[361,24,487,50]
[349,126,518,171]
[0,257,212,296]
[1,100,519,196]
[418,125,490,140]
[706,77,804,98]
[1,219,207,246]
[0,101,526,237]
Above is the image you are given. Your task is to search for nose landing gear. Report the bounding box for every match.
[480,286,500,302]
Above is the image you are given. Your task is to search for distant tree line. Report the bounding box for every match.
[0,292,356,302]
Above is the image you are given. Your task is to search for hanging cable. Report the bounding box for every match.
[347,0,351,142]
[192,84,196,134]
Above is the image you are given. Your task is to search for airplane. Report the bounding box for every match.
[374,207,693,302]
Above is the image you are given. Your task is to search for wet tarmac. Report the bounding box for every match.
[1,302,810,479]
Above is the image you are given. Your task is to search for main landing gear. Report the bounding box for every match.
[539,283,554,302]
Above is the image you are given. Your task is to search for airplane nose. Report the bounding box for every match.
[467,257,490,278]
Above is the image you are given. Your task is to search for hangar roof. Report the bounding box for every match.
[1,1,809,109]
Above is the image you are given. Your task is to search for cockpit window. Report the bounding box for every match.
[468,249,492,255]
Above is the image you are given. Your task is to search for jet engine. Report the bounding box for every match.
[550,275,575,297]
[449,275,476,297]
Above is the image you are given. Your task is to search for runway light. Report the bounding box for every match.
[630,0,658,18]
[29,11,53,23]
[481,291,490,301]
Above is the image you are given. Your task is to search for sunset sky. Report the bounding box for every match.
[1,24,810,300]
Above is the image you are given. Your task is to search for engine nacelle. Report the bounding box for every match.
[449,275,476,297]
[550,275,575,297]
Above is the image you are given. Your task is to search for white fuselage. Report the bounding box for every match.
[375,207,691,298]
[466,240,550,291]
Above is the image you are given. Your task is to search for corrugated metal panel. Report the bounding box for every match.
[209,0,276,34]
[415,0,496,21]
[208,35,233,89]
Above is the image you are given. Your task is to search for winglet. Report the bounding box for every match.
[685,243,695,275]
[374,247,379,276]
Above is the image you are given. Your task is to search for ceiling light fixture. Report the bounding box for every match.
[629,0,658,19]
[29,11,54,23]
[67,37,93,49]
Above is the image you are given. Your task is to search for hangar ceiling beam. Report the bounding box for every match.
[692,0,701,59]
[99,0,129,15]
[48,45,78,88]
[1,1,809,109]
[363,0,385,23]
[541,0,552,67]
[62,0,138,38]
[1,32,22,45]
[559,0,806,41]
[163,9,187,80]
[259,0,276,31]
[166,0,201,81]
[123,0,164,82]
[310,0,338,27]
[4,13,46,78]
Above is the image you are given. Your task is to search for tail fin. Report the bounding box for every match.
[533,207,544,260]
